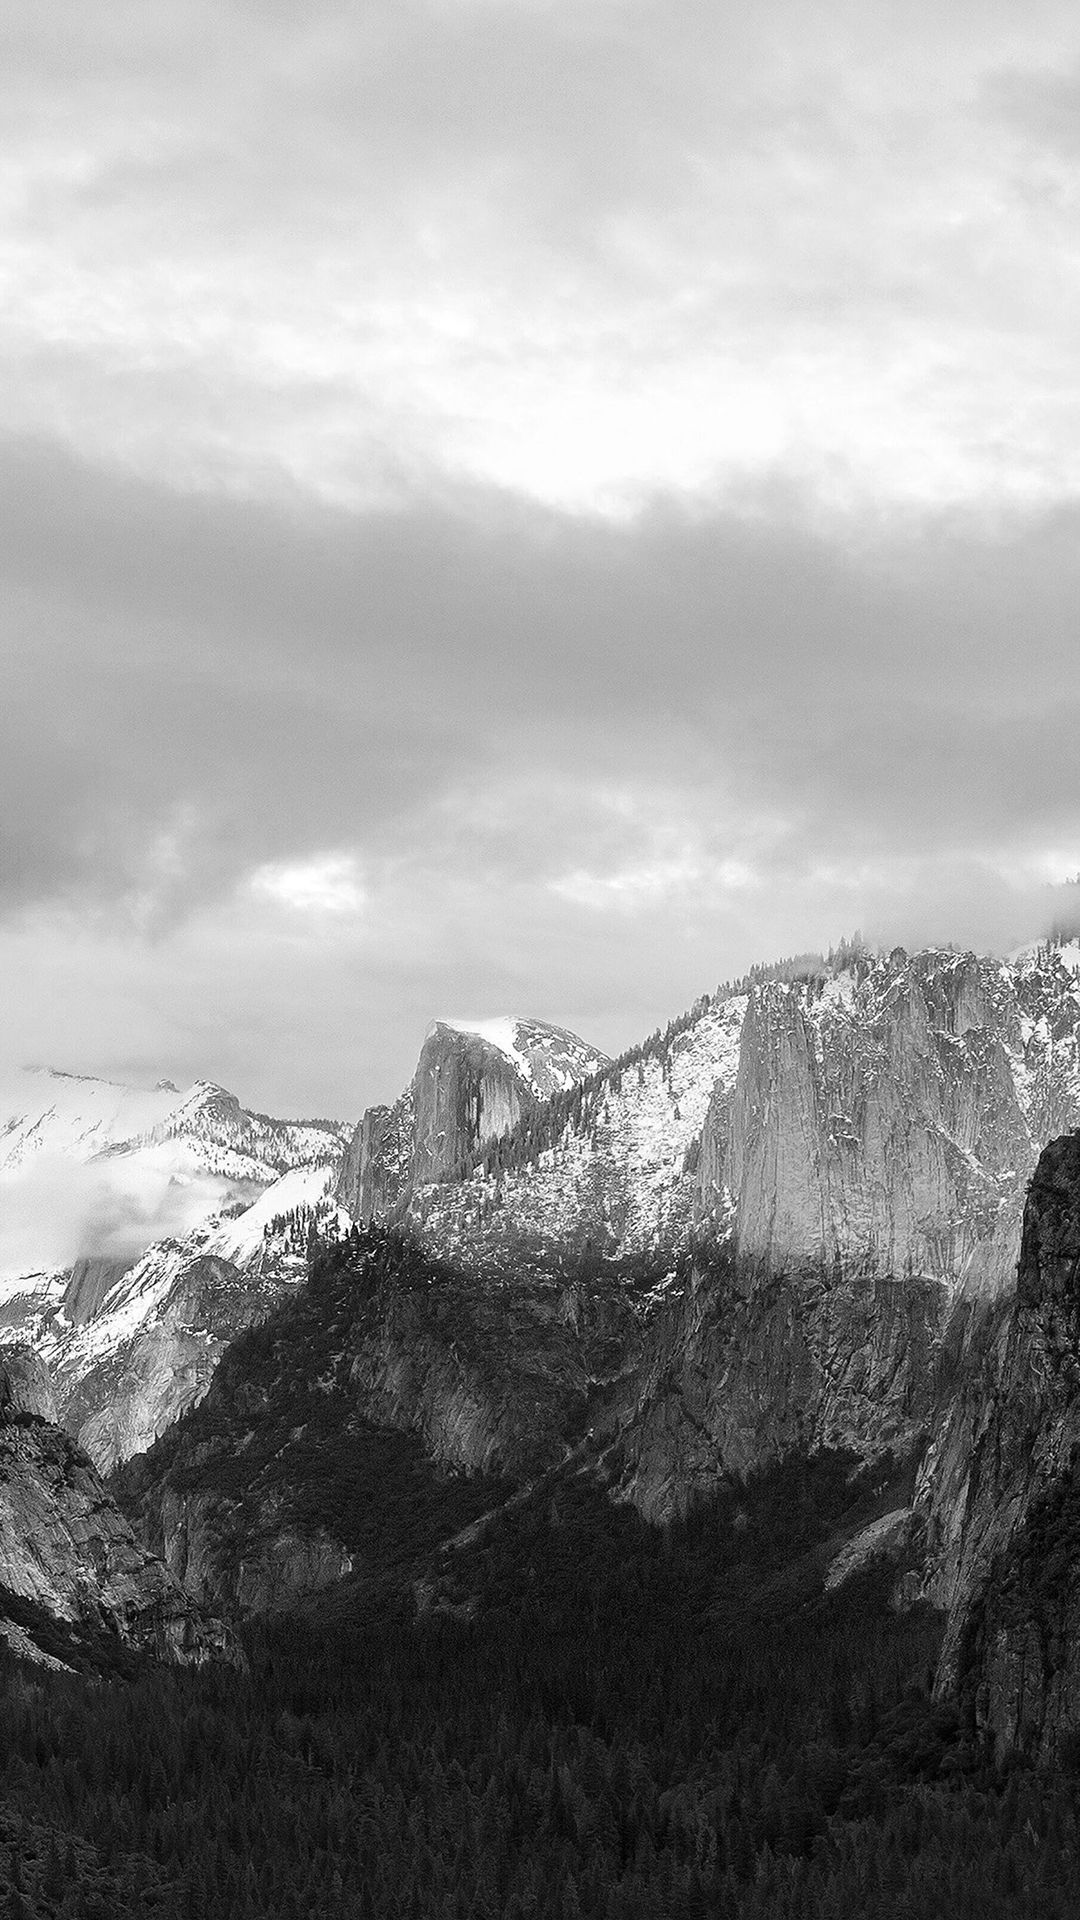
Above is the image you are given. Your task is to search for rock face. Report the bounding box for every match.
[402,946,1080,1289]
[602,1258,943,1522]
[336,1017,609,1223]
[935,1132,1080,1762]
[412,1025,529,1186]
[118,1231,638,1615]
[715,956,1035,1292]
[0,1345,234,1669]
[0,1345,57,1423]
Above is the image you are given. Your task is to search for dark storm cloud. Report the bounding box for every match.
[4,434,1080,931]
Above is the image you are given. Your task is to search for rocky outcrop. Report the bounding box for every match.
[412,1025,529,1186]
[62,1256,130,1327]
[61,1254,254,1471]
[337,1018,608,1223]
[118,1231,642,1615]
[145,1483,354,1616]
[706,953,1048,1295]
[118,946,1080,1626]
[935,1132,1080,1762]
[602,1257,944,1522]
[0,1346,235,1669]
[0,1345,57,1423]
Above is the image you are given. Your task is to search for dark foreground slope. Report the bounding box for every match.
[937,1130,1080,1761]
[115,1226,643,1613]
[2,1455,1079,1920]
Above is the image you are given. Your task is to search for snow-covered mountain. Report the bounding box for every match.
[5,1020,609,1471]
[49,1163,354,1470]
[336,1014,609,1221]
[338,942,1080,1306]
[0,1066,350,1467]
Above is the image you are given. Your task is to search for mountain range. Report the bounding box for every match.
[7,939,1080,1767]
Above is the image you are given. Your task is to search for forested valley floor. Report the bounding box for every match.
[0,1447,1078,1919]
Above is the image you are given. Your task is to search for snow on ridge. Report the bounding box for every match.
[1009,938,1080,974]
[433,1015,606,1090]
[0,1068,201,1168]
[207,1164,345,1265]
[437,1016,524,1059]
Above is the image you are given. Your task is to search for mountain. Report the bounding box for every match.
[336,1015,610,1221]
[0,1067,350,1468]
[116,1224,643,1615]
[114,941,1080,1636]
[21,941,1080,1741]
[0,1344,234,1673]
[2,1023,608,1474]
[376,945,1080,1299]
[49,1163,353,1471]
[15,950,1080,1916]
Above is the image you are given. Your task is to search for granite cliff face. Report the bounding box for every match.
[603,1258,941,1523]
[336,1017,609,1223]
[600,947,1080,1524]
[0,1345,234,1670]
[934,1132,1080,1762]
[401,947,1080,1294]
[118,1230,640,1615]
[711,955,1039,1293]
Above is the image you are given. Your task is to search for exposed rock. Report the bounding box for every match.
[42,1168,352,1474]
[0,1349,235,1669]
[121,947,1080,1626]
[936,1131,1080,1762]
[602,1259,943,1522]
[148,1483,354,1615]
[337,1017,608,1224]
[716,954,1042,1294]
[824,1507,916,1592]
[400,945,1080,1289]
[0,1345,57,1423]
[117,1231,639,1615]
[62,1257,130,1327]
[1,1069,349,1478]
[413,1025,529,1185]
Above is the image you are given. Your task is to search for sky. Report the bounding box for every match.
[4,0,1080,1117]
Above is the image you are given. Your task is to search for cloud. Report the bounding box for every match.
[5,5,1080,1109]
[3,1,1080,508]
[0,1150,245,1283]
[4,437,1080,1115]
[248,854,367,916]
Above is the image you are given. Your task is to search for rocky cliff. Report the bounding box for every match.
[596,946,1080,1524]
[934,1131,1080,1762]
[336,1017,608,1222]
[405,945,1080,1294]
[117,1229,641,1614]
[0,1345,234,1671]
[602,1255,943,1523]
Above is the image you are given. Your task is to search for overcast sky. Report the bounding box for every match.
[4,0,1080,1117]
